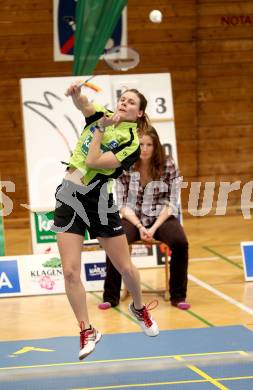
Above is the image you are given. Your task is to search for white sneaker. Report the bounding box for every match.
[128,301,159,337]
[79,326,102,360]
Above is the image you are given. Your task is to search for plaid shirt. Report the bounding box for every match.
[116,158,181,227]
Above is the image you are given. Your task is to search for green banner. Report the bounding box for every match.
[35,211,56,244]
[73,0,127,75]
[34,211,90,244]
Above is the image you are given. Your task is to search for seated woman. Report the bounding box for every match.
[99,126,190,311]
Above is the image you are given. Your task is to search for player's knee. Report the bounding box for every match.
[120,264,134,279]
[63,265,80,283]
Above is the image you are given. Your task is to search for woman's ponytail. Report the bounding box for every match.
[137,113,150,135]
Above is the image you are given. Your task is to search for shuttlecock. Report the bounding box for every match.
[149,10,162,23]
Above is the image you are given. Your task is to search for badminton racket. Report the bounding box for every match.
[65,76,102,96]
[65,45,139,97]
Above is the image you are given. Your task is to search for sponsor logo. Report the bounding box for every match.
[89,125,97,133]
[39,275,55,290]
[113,226,123,231]
[85,263,106,281]
[221,15,253,26]
[81,134,93,155]
[108,140,119,150]
[0,260,20,293]
[29,257,63,290]
[132,244,153,257]
[35,212,56,243]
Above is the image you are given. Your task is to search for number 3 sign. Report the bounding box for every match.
[149,94,174,120]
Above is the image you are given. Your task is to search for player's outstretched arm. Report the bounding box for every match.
[65,82,96,117]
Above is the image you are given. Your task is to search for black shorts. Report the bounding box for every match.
[51,179,124,239]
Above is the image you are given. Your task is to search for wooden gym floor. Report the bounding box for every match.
[1,214,253,341]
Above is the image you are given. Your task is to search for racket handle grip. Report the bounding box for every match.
[65,81,84,97]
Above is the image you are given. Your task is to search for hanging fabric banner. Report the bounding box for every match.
[73,0,128,75]
[53,0,127,62]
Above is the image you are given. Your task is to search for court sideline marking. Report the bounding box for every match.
[190,244,253,315]
[141,244,253,322]
[188,274,253,316]
[174,355,228,390]
[71,375,253,390]
[203,246,243,269]
[190,255,241,262]
[3,351,251,390]
[1,351,247,372]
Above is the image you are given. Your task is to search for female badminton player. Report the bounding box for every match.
[51,81,159,360]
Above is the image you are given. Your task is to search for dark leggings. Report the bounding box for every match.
[103,216,189,306]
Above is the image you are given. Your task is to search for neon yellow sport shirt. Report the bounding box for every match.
[68,103,140,186]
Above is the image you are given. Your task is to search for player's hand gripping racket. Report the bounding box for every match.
[65,76,101,97]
